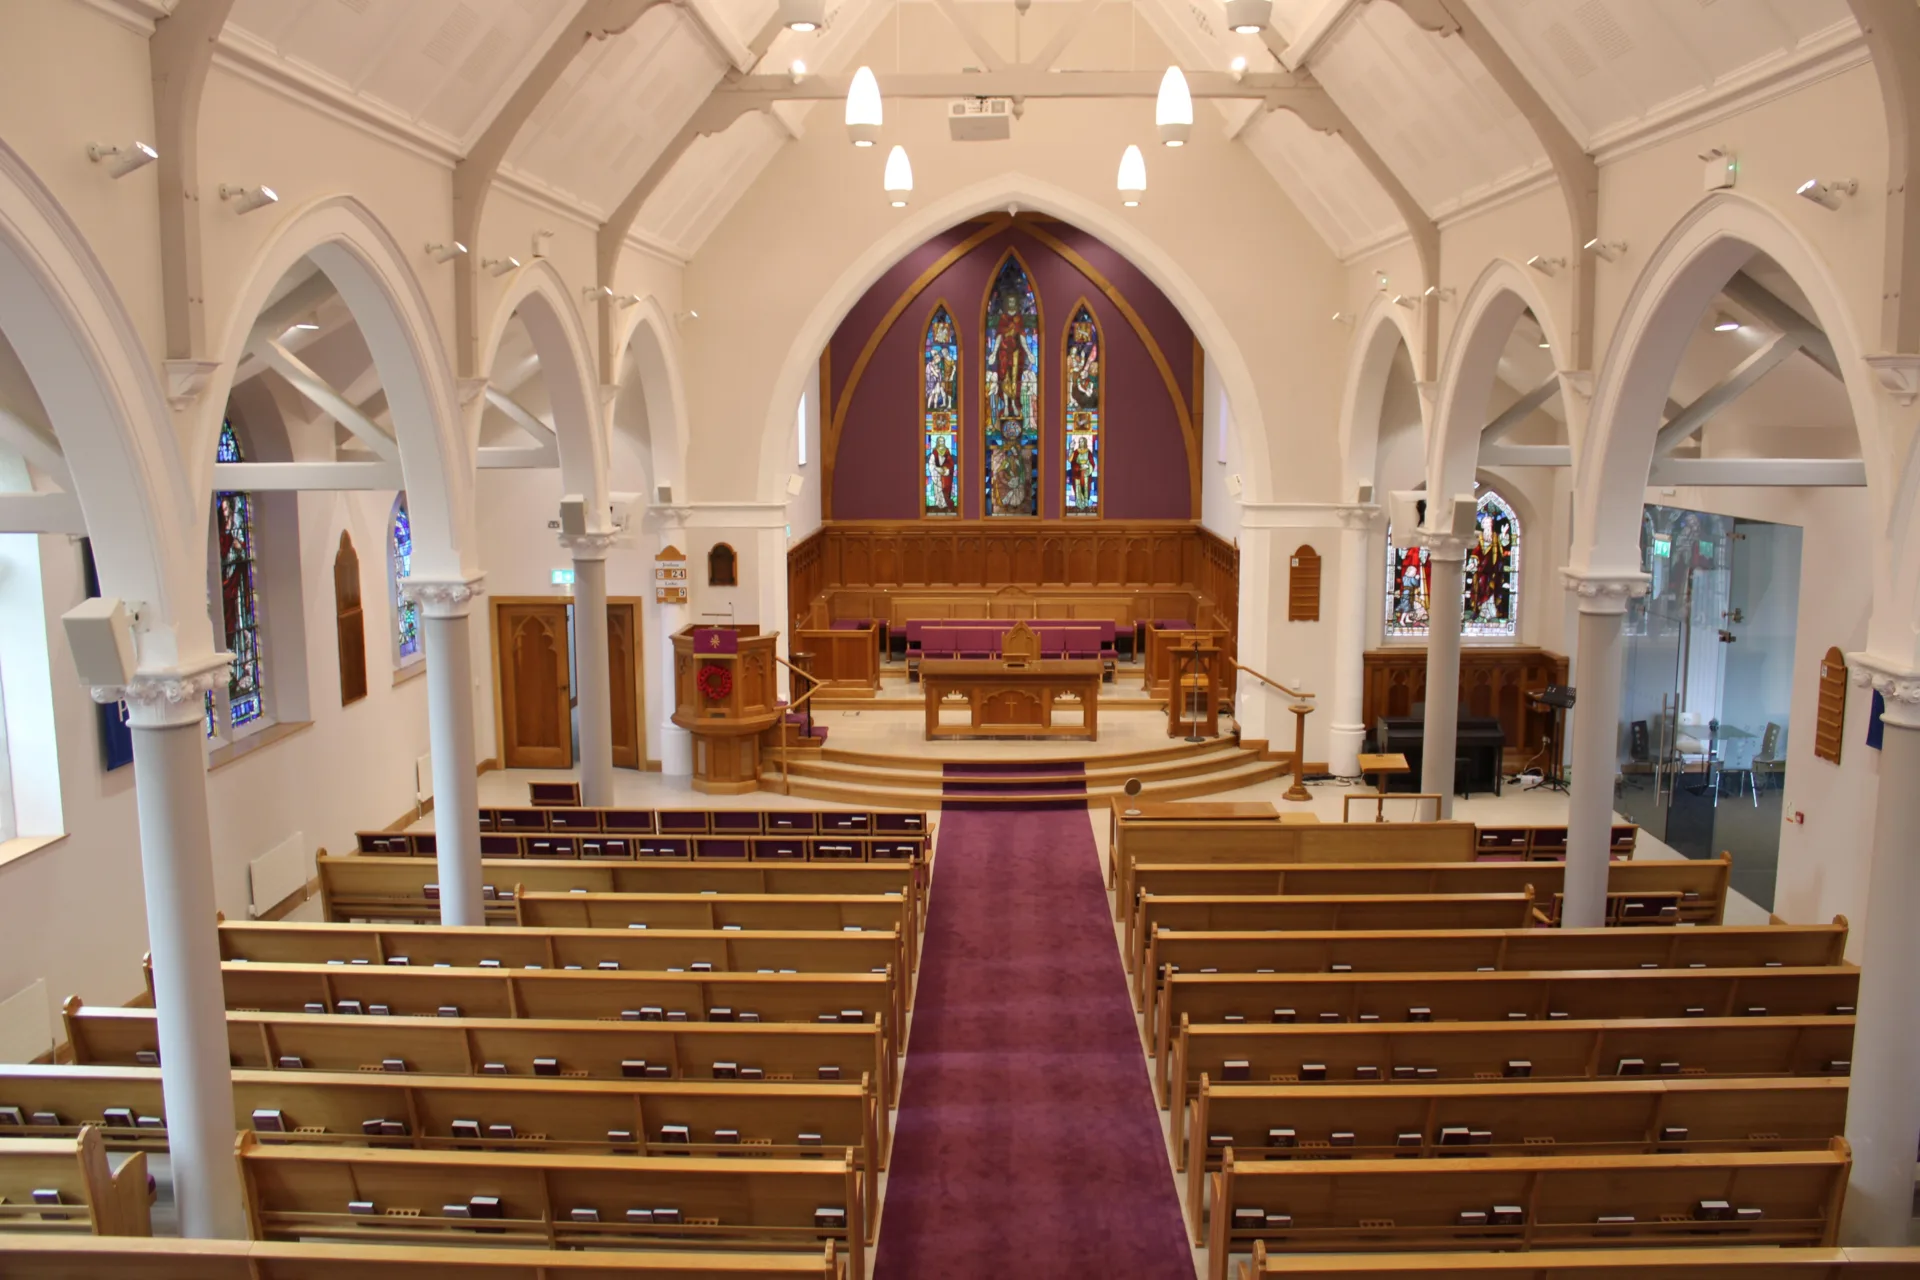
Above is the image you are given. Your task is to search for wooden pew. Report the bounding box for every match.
[1152,966,1860,1098]
[235,1135,867,1275]
[358,830,931,866]
[63,1004,897,1109]
[0,1128,150,1237]
[195,963,900,1066]
[1476,824,1640,861]
[1232,1245,1920,1279]
[1123,857,1735,958]
[0,1064,885,1233]
[1138,920,1851,1026]
[475,807,927,837]
[1166,1015,1857,1153]
[317,856,921,933]
[1109,818,1484,913]
[1203,1139,1851,1278]
[0,1238,850,1279]
[1183,1075,1851,1236]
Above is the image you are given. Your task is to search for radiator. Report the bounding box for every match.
[248,830,308,918]
[0,979,52,1064]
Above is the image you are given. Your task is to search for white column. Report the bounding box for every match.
[653,509,692,776]
[1843,663,1920,1245]
[564,536,617,806]
[1234,527,1272,742]
[1560,572,1645,928]
[408,578,486,927]
[1419,536,1470,816]
[1328,505,1380,778]
[91,663,246,1239]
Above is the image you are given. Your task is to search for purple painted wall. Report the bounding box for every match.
[826,219,1198,520]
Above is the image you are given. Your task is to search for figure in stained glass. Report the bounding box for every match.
[983,256,1040,516]
[921,306,961,515]
[209,419,266,735]
[1064,303,1101,515]
[391,494,420,661]
[1384,489,1521,639]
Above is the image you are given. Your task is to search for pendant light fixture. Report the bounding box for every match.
[846,66,882,146]
[1156,66,1192,147]
[884,145,913,206]
[777,0,826,31]
[1117,145,1146,206]
[1222,0,1269,34]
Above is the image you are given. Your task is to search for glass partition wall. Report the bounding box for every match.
[1614,505,1802,910]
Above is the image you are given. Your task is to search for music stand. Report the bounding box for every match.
[1529,684,1576,793]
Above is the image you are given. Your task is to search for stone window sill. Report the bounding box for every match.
[0,834,68,873]
[393,659,427,688]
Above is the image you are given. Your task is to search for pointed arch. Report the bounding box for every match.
[981,246,1043,518]
[920,298,961,517]
[1062,297,1103,517]
[611,294,691,503]
[1338,294,1425,496]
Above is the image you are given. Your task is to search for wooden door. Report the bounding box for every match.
[496,601,572,769]
[608,602,641,769]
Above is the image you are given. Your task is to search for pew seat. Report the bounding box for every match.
[0,1128,150,1237]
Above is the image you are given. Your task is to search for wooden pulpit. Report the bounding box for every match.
[672,625,782,794]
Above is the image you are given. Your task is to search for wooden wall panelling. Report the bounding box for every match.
[1288,544,1322,622]
[1362,646,1568,760]
[1815,646,1846,765]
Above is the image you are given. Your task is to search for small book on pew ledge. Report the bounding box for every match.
[1221,1059,1251,1082]
[660,1125,691,1144]
[815,1207,848,1230]
[452,1120,483,1140]
[569,1208,600,1223]
[27,1111,58,1127]
[101,1108,134,1129]
[251,1109,287,1133]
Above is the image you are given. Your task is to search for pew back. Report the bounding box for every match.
[0,1128,148,1237]
[1232,1244,1920,1279]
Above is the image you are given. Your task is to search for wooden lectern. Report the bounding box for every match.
[672,625,782,794]
[1166,639,1220,739]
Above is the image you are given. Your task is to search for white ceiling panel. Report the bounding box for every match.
[1307,2,1546,216]
[1474,0,1857,147]
[635,112,790,257]
[1242,109,1405,257]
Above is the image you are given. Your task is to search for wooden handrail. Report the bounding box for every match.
[1227,662,1314,803]
[774,653,825,798]
[1230,662,1311,701]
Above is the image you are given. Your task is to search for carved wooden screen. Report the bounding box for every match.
[333,531,367,706]
[1815,646,1846,765]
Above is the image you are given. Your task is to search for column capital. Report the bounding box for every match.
[457,376,489,407]
[1848,650,1920,729]
[91,654,231,729]
[1414,529,1473,560]
[402,575,487,619]
[1332,503,1381,530]
[1560,568,1650,615]
[558,531,620,561]
[649,504,693,533]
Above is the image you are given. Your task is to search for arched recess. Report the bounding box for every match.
[611,296,691,502]
[476,258,608,522]
[1426,258,1569,512]
[1571,193,1890,588]
[1337,294,1426,496]
[751,172,1275,511]
[200,196,473,584]
[0,138,206,667]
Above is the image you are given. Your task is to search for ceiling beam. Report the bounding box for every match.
[214,462,404,491]
[1648,458,1867,487]
[1652,333,1804,456]
[0,404,72,489]
[709,67,1320,104]
[451,0,669,376]
[1025,0,1103,72]
[149,0,240,360]
[1720,272,1843,380]
[1481,377,1560,445]
[1385,1,1597,371]
[1479,444,1571,467]
[248,339,401,464]
[1280,0,1365,69]
[0,492,87,535]
[1851,0,1920,353]
[929,0,1008,72]
[478,446,562,470]
[677,0,757,71]
[484,386,561,467]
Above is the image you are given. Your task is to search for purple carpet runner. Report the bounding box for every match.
[871,770,1195,1278]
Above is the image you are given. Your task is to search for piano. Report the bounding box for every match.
[1373,713,1506,797]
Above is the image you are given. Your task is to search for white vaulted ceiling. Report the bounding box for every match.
[211,0,1868,264]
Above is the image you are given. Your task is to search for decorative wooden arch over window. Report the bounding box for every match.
[708,542,738,587]
[1815,646,1846,765]
[1063,300,1102,516]
[334,531,367,705]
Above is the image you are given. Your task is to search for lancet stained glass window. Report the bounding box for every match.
[1064,302,1101,515]
[209,420,265,736]
[391,494,420,663]
[921,305,960,516]
[983,255,1040,516]
[1383,489,1521,639]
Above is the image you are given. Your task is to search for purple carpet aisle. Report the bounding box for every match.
[870,764,1196,1279]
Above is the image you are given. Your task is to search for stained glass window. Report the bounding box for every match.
[209,420,265,736]
[983,255,1040,517]
[1383,489,1521,639]
[921,305,960,516]
[1064,302,1101,516]
[391,494,420,664]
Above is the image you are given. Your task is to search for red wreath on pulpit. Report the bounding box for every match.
[697,663,733,701]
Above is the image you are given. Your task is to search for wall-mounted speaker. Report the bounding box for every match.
[1354,483,1374,505]
[62,598,136,687]
[1448,494,1477,536]
[786,473,806,497]
[558,495,587,536]
[1388,489,1425,537]
[655,484,674,505]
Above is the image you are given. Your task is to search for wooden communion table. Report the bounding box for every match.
[921,659,1104,741]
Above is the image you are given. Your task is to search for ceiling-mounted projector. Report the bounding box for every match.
[949,97,1012,141]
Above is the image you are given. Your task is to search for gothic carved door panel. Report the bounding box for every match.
[608,601,641,769]
[497,601,572,770]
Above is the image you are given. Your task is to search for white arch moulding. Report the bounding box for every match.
[0,139,207,668]
[476,258,609,519]
[1426,257,1570,510]
[1337,293,1425,496]
[751,172,1277,510]
[611,295,693,500]
[200,196,476,584]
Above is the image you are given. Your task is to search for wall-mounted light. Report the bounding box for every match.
[1712,312,1742,332]
[218,183,278,214]
[1331,311,1354,325]
[777,0,826,31]
[425,241,468,264]
[616,294,641,309]
[87,141,157,178]
[583,285,615,304]
[290,322,320,332]
[483,256,520,277]
[1423,285,1454,301]
[1222,0,1269,34]
[1795,178,1857,210]
[789,59,807,83]
[1156,66,1192,147]
[676,309,700,324]
[1117,144,1146,207]
[1583,237,1626,262]
[1525,254,1564,276]
[1390,294,1416,309]
[883,145,913,207]
[846,66,882,147]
